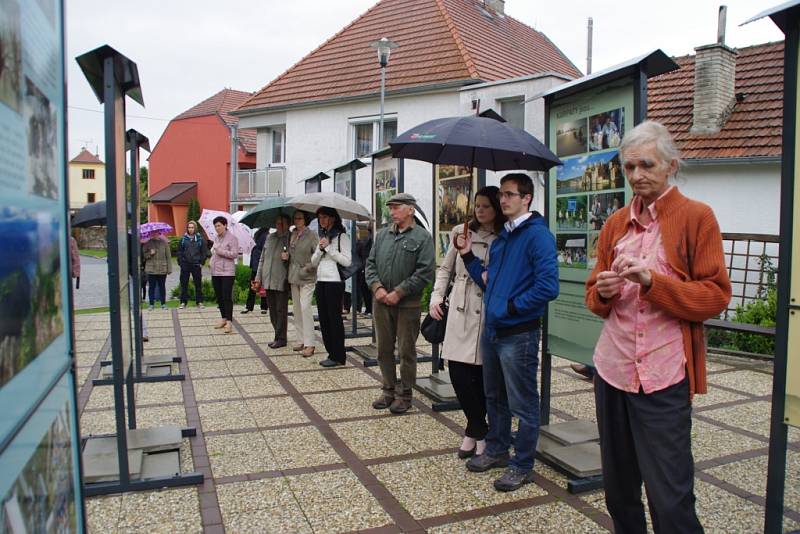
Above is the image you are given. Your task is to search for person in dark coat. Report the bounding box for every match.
[178,220,209,308]
[242,226,269,314]
[355,223,373,315]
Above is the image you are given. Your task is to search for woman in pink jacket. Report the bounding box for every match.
[210,216,239,333]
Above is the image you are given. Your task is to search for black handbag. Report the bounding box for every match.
[420,283,452,344]
[334,234,362,280]
[421,303,448,344]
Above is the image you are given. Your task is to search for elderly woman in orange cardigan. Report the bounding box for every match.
[585,120,731,534]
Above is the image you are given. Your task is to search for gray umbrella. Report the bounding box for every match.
[287,192,371,222]
[71,201,131,227]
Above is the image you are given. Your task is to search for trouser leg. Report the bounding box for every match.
[449,360,488,440]
[627,378,703,534]
[481,331,512,458]
[396,305,420,400]
[192,265,203,303]
[323,282,345,362]
[147,275,157,305]
[315,283,333,356]
[595,374,648,534]
[497,330,540,472]
[157,275,167,304]
[373,300,398,397]
[267,289,288,343]
[245,272,256,310]
[179,267,190,304]
[212,276,223,316]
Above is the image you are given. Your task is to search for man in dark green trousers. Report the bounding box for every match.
[366,193,435,414]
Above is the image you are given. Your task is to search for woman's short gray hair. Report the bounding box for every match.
[619,120,681,169]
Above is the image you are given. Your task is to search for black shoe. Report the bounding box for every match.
[260,310,268,314]
[466,453,510,473]
[458,446,476,459]
[240,309,252,314]
[319,358,344,367]
[493,467,535,492]
[268,340,287,349]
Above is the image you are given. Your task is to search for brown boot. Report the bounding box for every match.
[223,321,232,334]
[301,346,315,358]
[389,398,412,414]
[372,394,394,410]
[292,344,304,352]
[214,319,226,329]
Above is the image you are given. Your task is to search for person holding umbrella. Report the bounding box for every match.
[286,211,318,357]
[457,174,559,492]
[429,186,505,457]
[310,207,351,367]
[142,229,172,310]
[210,216,239,334]
[255,214,290,348]
[177,220,208,309]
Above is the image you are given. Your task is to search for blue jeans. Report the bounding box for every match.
[481,328,541,472]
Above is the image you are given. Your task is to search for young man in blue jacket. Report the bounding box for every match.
[457,173,559,492]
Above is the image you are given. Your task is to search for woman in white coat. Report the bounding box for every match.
[429,186,505,458]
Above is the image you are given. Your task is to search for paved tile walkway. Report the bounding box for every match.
[73,307,800,533]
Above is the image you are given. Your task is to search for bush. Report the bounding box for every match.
[170,278,216,302]
[420,281,433,311]
[729,286,776,355]
[187,198,201,225]
[168,236,180,257]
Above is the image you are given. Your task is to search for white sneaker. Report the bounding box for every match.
[198,303,205,309]
[179,303,186,309]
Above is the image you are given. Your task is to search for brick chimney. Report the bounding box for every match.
[691,6,738,134]
[484,0,505,15]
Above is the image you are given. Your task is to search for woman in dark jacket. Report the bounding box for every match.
[242,227,269,314]
[178,220,209,309]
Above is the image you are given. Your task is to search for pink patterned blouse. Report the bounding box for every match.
[593,188,686,394]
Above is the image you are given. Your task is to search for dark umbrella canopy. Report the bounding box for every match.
[240,196,295,228]
[389,115,561,172]
[71,201,132,227]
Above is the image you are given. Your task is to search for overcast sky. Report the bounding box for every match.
[66,0,784,161]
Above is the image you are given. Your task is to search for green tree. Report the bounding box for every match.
[187,198,201,225]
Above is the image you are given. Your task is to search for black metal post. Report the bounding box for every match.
[103,55,132,485]
[764,21,797,534]
[129,134,144,383]
[350,165,359,336]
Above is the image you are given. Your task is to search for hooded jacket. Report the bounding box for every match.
[178,233,208,267]
[462,212,558,336]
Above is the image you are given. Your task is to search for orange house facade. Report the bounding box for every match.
[148,89,257,235]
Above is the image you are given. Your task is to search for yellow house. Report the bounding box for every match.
[68,148,105,212]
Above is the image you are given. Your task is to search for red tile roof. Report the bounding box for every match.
[174,89,257,153]
[647,41,784,160]
[70,148,103,164]
[236,0,581,113]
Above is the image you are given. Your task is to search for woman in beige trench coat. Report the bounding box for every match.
[429,186,505,458]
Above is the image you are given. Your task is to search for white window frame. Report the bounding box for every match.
[349,114,398,158]
[497,96,526,130]
[270,127,285,165]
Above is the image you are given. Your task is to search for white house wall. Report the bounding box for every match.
[680,161,780,235]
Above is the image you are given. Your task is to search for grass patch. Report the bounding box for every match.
[79,249,107,258]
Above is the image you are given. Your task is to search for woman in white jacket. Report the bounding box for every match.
[311,207,351,367]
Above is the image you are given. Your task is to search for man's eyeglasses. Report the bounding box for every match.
[496,191,524,200]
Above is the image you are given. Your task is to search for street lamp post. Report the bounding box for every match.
[369,37,398,149]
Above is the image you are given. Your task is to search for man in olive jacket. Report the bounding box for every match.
[366,193,435,414]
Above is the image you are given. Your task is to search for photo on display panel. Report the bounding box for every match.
[556,150,623,195]
[555,117,588,158]
[556,233,588,270]
[0,206,63,388]
[24,77,57,200]
[0,402,76,533]
[587,191,625,231]
[555,195,588,232]
[0,0,22,113]
[374,168,397,231]
[437,175,471,233]
[588,231,601,270]
[589,108,625,152]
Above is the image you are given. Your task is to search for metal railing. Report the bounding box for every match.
[235,166,285,201]
[720,233,779,319]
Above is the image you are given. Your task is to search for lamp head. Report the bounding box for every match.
[369,37,399,68]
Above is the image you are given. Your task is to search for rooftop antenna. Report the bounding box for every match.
[587,17,593,74]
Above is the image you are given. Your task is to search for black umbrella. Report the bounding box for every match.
[389,115,561,172]
[72,201,132,227]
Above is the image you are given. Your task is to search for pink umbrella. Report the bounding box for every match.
[198,209,256,254]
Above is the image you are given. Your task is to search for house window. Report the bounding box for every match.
[87,193,96,203]
[271,129,284,164]
[354,123,373,158]
[353,118,398,157]
[500,97,525,130]
[82,168,95,179]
